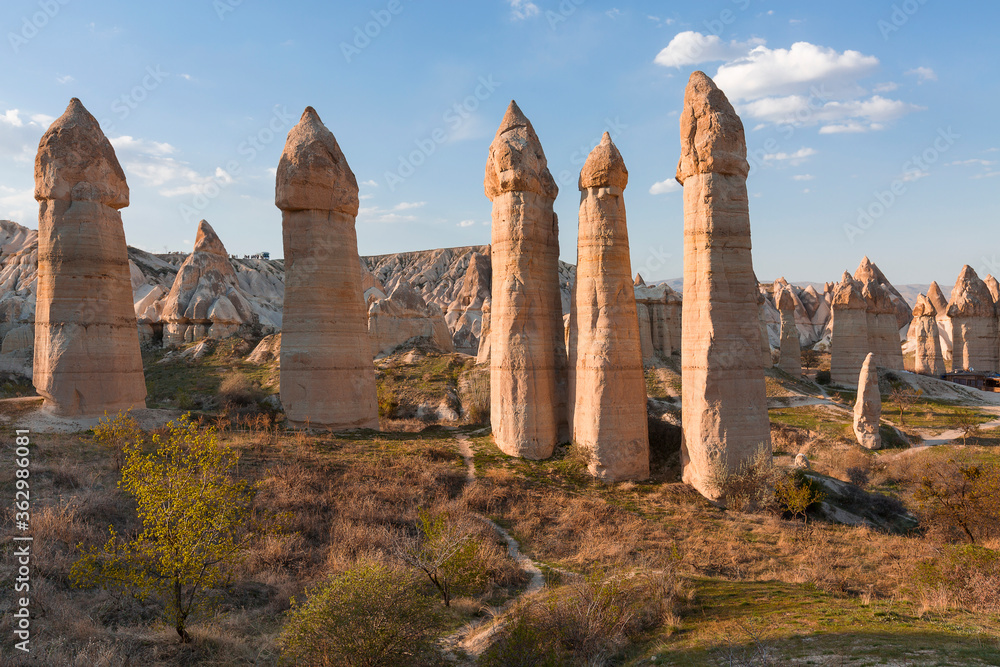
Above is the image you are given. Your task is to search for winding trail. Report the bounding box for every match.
[440,429,549,660]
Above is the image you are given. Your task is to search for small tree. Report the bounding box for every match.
[774,473,825,523]
[914,458,1000,544]
[951,409,981,445]
[93,409,143,470]
[889,385,921,426]
[278,561,440,667]
[71,417,272,642]
[395,509,484,607]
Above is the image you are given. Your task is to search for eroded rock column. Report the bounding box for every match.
[908,294,945,376]
[777,287,802,377]
[568,133,649,482]
[947,265,998,373]
[853,352,882,450]
[830,274,869,386]
[676,72,771,502]
[485,101,567,459]
[33,98,146,416]
[276,107,377,429]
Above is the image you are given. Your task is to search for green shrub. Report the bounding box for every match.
[914,456,1000,544]
[774,472,825,523]
[815,369,831,385]
[377,383,399,420]
[278,561,441,666]
[915,545,1000,613]
[707,444,778,511]
[218,372,262,406]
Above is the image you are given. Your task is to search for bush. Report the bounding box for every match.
[218,372,262,406]
[463,371,490,425]
[915,545,1000,613]
[913,456,1000,544]
[815,370,831,385]
[648,414,682,474]
[773,472,825,523]
[708,444,779,511]
[846,465,870,488]
[93,409,144,470]
[377,383,400,420]
[479,566,680,666]
[278,561,441,667]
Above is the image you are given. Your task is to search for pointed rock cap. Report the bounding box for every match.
[633,273,646,287]
[862,280,895,315]
[580,132,628,190]
[675,71,748,185]
[34,98,129,208]
[194,219,228,256]
[912,293,936,318]
[833,279,866,310]
[838,271,857,288]
[777,287,796,312]
[485,100,558,200]
[854,256,877,283]
[986,274,1000,303]
[926,281,949,315]
[276,106,358,215]
[947,265,995,318]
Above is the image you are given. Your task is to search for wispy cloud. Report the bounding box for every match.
[792,174,814,181]
[507,0,539,20]
[649,178,681,195]
[457,219,477,228]
[905,66,937,83]
[762,147,817,164]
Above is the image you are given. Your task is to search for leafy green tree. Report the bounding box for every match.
[71,417,272,642]
[92,408,143,470]
[396,509,486,606]
[278,561,440,667]
[914,457,1000,544]
[774,473,825,523]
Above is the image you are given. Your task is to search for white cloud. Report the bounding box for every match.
[393,201,426,211]
[110,135,177,156]
[0,109,51,163]
[792,174,814,181]
[647,15,674,26]
[649,178,681,195]
[762,147,816,163]
[0,186,37,224]
[654,31,763,68]
[905,66,937,83]
[458,219,476,228]
[713,42,879,100]
[740,94,921,133]
[361,179,378,187]
[606,8,621,19]
[872,81,899,93]
[946,159,996,167]
[1,110,24,128]
[507,0,539,20]
[56,75,74,85]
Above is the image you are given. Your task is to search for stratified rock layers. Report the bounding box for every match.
[830,275,869,386]
[947,265,998,373]
[568,133,648,481]
[908,294,945,376]
[485,101,568,460]
[276,107,377,429]
[676,72,770,502]
[33,98,146,416]
[777,287,801,377]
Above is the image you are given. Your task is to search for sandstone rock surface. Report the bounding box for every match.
[676,72,770,503]
[830,274,869,386]
[33,99,146,416]
[908,294,945,376]
[368,282,455,357]
[485,101,568,459]
[276,107,377,429]
[568,133,648,481]
[853,353,881,450]
[947,265,997,373]
[777,287,801,377]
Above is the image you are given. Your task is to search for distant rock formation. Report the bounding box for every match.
[926,280,953,363]
[777,287,801,377]
[986,275,1000,303]
[276,106,377,429]
[853,256,912,330]
[757,286,773,369]
[161,220,256,347]
[908,294,945,376]
[830,273,869,386]
[947,265,998,373]
[634,282,681,360]
[32,99,146,416]
[853,353,881,450]
[568,133,648,481]
[368,282,455,357]
[676,72,770,503]
[485,101,568,459]
[861,279,904,371]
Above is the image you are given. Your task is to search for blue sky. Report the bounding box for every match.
[1,0,997,285]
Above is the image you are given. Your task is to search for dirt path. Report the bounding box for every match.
[902,405,1000,449]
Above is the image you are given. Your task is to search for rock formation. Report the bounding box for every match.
[908,294,945,376]
[987,275,1000,304]
[862,280,904,370]
[276,106,377,429]
[446,250,491,353]
[925,280,952,363]
[568,132,649,481]
[830,273,869,386]
[758,287,773,369]
[161,220,255,346]
[853,352,881,450]
[636,303,655,363]
[32,98,146,416]
[484,101,568,459]
[777,287,801,377]
[634,282,681,358]
[675,72,771,502]
[853,256,912,330]
[476,300,491,365]
[368,282,455,357]
[947,265,998,373]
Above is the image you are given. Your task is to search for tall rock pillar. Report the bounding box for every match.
[947,265,998,373]
[675,72,771,502]
[33,98,146,416]
[908,294,945,376]
[276,107,378,429]
[568,133,649,481]
[830,274,869,386]
[485,101,567,459]
[777,287,802,377]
